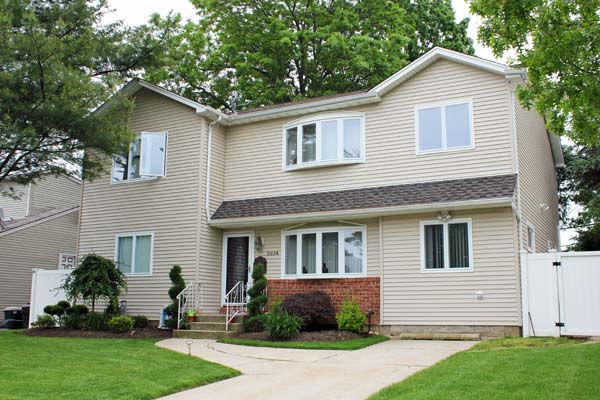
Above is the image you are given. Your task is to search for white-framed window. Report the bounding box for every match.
[415,100,474,154]
[115,232,154,275]
[282,226,366,278]
[526,223,536,252]
[420,219,473,272]
[283,112,365,170]
[112,131,167,182]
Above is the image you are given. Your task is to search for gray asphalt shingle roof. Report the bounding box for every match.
[211,174,517,220]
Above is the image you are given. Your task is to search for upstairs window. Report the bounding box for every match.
[284,113,364,169]
[416,100,473,153]
[113,132,167,182]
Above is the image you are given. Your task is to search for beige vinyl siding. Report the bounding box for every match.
[239,219,381,281]
[29,175,81,214]
[0,183,30,220]
[514,91,560,252]
[223,59,514,201]
[381,207,521,326]
[0,210,79,313]
[78,89,209,319]
[209,123,226,216]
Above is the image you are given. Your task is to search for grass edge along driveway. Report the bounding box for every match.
[0,330,240,400]
[369,337,600,400]
[218,334,389,350]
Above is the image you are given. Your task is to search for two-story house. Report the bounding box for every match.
[0,174,81,313]
[78,47,562,337]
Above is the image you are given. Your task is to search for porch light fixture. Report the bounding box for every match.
[437,211,452,222]
[541,203,549,212]
[186,339,193,356]
[255,236,264,250]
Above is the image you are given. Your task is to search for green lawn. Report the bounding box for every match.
[0,330,240,400]
[370,337,600,400]
[218,334,389,350]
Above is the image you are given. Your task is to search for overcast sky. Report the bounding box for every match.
[103,0,501,62]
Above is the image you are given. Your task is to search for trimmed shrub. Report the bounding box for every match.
[43,304,66,317]
[132,315,149,329]
[57,300,71,309]
[244,314,267,332]
[32,314,56,328]
[66,304,89,315]
[280,291,336,330]
[264,301,302,340]
[247,261,267,317]
[165,265,186,327]
[336,299,366,333]
[61,314,84,329]
[108,315,134,333]
[85,312,108,331]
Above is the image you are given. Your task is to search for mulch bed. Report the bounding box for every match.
[232,329,368,342]
[26,327,172,339]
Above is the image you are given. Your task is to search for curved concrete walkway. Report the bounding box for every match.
[156,338,476,400]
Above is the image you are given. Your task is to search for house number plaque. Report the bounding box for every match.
[266,251,279,256]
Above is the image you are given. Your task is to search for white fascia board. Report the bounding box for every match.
[548,132,565,167]
[208,197,513,228]
[370,47,527,97]
[224,92,380,126]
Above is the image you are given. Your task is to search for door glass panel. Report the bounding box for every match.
[322,232,338,274]
[226,237,249,295]
[302,233,316,274]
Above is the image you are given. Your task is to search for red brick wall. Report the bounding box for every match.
[267,277,380,325]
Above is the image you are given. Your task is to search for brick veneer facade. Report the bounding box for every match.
[267,277,380,325]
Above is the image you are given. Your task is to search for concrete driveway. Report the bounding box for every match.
[156,338,476,400]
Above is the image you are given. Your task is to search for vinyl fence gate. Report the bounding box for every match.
[522,251,600,337]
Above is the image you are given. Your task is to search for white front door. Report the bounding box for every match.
[221,233,254,304]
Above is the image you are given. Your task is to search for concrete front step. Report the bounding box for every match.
[173,329,237,340]
[194,314,245,323]
[189,321,244,332]
[392,332,481,341]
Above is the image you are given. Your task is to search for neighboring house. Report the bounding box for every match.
[0,174,81,313]
[78,47,562,337]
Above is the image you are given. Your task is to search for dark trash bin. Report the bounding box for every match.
[21,304,30,328]
[3,307,23,329]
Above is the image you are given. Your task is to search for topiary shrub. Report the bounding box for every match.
[108,315,134,333]
[132,315,149,329]
[247,262,267,316]
[61,314,84,329]
[85,312,108,331]
[244,314,267,333]
[32,314,56,328]
[57,300,71,309]
[280,291,336,331]
[264,301,302,340]
[336,299,366,333]
[43,304,66,317]
[164,265,186,329]
[65,304,89,316]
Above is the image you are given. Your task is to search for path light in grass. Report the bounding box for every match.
[186,339,193,356]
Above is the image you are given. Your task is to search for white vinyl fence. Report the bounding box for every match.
[522,251,600,337]
[29,269,70,328]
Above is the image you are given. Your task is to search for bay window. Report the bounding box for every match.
[421,219,472,272]
[113,131,167,182]
[282,227,365,277]
[284,113,365,169]
[416,100,473,153]
[115,232,154,275]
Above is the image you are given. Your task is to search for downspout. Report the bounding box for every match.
[379,216,384,332]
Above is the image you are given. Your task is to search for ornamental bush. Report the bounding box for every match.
[66,304,89,315]
[132,315,149,329]
[32,314,56,328]
[280,291,336,330]
[264,301,302,340]
[85,312,108,331]
[164,265,186,329]
[336,299,366,333]
[247,261,267,317]
[108,315,134,333]
[61,313,84,329]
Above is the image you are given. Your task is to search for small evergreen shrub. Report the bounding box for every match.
[43,304,66,317]
[108,315,134,333]
[281,291,336,330]
[85,312,108,331]
[57,300,71,309]
[66,304,89,315]
[264,301,302,340]
[165,265,186,327]
[336,299,366,333]
[61,314,84,329]
[132,315,149,329]
[247,262,267,316]
[32,314,56,328]
[244,314,267,332]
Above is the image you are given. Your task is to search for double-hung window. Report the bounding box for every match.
[283,227,365,277]
[115,233,154,275]
[416,100,473,153]
[421,219,472,271]
[284,113,364,169]
[113,132,167,182]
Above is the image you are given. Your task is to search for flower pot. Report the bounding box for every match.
[186,315,195,322]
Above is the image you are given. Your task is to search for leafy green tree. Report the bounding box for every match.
[147,0,473,111]
[60,253,127,312]
[0,0,178,193]
[469,0,600,144]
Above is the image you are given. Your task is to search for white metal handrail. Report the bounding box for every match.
[176,282,203,330]
[225,281,247,331]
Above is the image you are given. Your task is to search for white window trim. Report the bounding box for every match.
[282,112,366,171]
[111,131,168,184]
[420,218,473,273]
[415,99,475,155]
[114,232,155,276]
[280,225,367,279]
[526,222,536,253]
